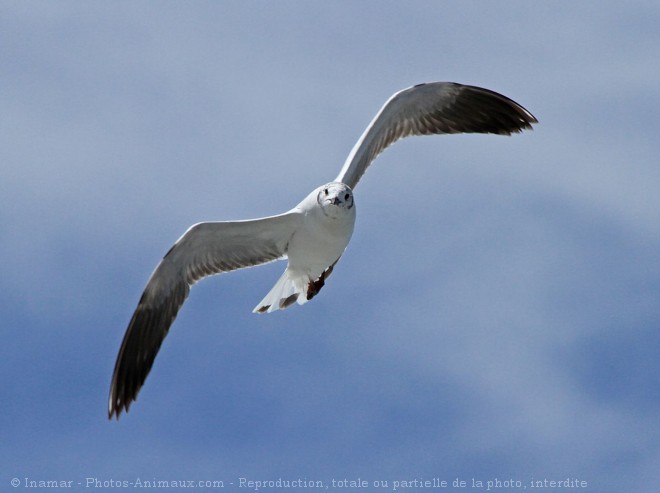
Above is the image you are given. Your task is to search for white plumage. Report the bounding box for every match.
[109,82,537,419]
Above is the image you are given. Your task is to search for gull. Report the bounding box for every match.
[109,81,537,419]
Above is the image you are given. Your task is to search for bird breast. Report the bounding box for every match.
[286,205,355,275]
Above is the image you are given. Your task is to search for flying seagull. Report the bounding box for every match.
[109,82,537,419]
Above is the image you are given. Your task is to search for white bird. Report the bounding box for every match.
[109,82,537,419]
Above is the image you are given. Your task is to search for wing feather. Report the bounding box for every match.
[335,82,537,189]
[108,211,301,419]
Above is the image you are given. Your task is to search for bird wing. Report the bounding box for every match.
[108,210,302,419]
[334,82,538,189]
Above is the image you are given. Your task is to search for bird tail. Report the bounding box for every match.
[253,269,309,314]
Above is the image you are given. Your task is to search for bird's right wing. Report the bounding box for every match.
[108,210,302,419]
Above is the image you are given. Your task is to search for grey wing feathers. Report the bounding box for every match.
[335,82,538,189]
[108,212,300,419]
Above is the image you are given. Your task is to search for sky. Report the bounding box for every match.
[1,1,659,492]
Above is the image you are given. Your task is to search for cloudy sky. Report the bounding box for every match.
[2,2,659,492]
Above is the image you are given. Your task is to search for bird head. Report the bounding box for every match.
[316,182,355,218]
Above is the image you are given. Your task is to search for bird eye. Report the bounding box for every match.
[344,193,350,200]
[324,189,329,195]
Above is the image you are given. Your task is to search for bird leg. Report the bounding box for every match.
[306,259,338,300]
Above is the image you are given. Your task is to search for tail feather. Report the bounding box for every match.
[253,269,309,314]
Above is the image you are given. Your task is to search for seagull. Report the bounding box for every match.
[109,81,537,419]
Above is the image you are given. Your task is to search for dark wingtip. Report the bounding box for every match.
[108,393,131,420]
[108,376,132,420]
[108,282,186,420]
[460,84,538,135]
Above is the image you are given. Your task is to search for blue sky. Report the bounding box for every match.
[2,2,659,492]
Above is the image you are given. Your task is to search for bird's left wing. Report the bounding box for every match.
[335,82,537,189]
[108,211,302,419]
